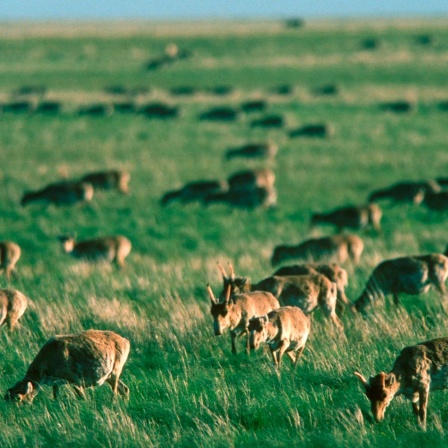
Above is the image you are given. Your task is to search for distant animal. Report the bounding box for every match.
[207,284,279,354]
[289,123,332,138]
[227,168,275,191]
[161,180,227,206]
[310,204,382,233]
[240,100,267,113]
[170,86,197,96]
[313,84,339,95]
[21,181,94,207]
[250,115,284,128]
[204,186,277,209]
[80,170,130,194]
[139,103,179,119]
[0,288,28,331]
[249,306,310,368]
[218,264,342,329]
[284,18,305,29]
[354,254,448,314]
[380,101,415,113]
[361,38,380,50]
[4,330,130,402]
[225,142,277,161]
[199,107,239,122]
[78,104,113,117]
[206,86,233,96]
[271,85,293,95]
[368,180,440,205]
[416,34,434,46]
[271,234,364,266]
[422,191,448,211]
[59,235,132,269]
[0,241,21,280]
[273,263,352,311]
[35,101,61,114]
[2,102,34,114]
[354,337,448,429]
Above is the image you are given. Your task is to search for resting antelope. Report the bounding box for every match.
[21,181,94,207]
[204,186,277,209]
[355,337,448,429]
[0,288,28,331]
[207,284,279,354]
[218,264,343,330]
[249,306,310,368]
[80,169,130,194]
[0,241,21,280]
[160,180,227,206]
[311,204,382,233]
[368,180,440,205]
[5,330,130,402]
[354,254,448,314]
[59,235,131,269]
[271,234,364,266]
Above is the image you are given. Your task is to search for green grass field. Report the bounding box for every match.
[1,18,448,447]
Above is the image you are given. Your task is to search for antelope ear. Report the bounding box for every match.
[25,382,34,395]
[354,372,369,388]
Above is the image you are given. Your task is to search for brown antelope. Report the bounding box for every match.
[207,284,279,354]
[217,264,343,330]
[58,235,131,269]
[271,234,364,266]
[21,181,94,207]
[368,180,440,205]
[249,306,310,368]
[4,330,130,402]
[422,191,448,211]
[311,204,382,233]
[161,180,227,206]
[354,337,448,429]
[80,170,130,194]
[204,186,277,209]
[273,263,352,311]
[354,254,448,314]
[225,142,277,161]
[0,241,21,280]
[0,288,28,331]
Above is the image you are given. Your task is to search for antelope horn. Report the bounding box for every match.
[217,262,228,279]
[207,283,217,304]
[228,262,235,280]
[354,371,369,388]
[225,284,232,303]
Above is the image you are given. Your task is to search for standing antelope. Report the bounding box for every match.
[161,180,227,206]
[204,186,277,209]
[271,234,364,266]
[225,142,277,161]
[59,235,131,269]
[21,181,94,207]
[0,241,21,280]
[310,204,382,233]
[0,288,28,331]
[249,306,310,368]
[368,180,440,205]
[4,330,130,402]
[354,337,448,429]
[354,254,448,314]
[227,168,275,191]
[80,169,130,194]
[207,284,279,354]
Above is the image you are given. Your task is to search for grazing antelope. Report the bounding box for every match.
[354,337,448,429]
[311,204,382,233]
[0,241,21,280]
[273,263,352,311]
[4,330,130,402]
[21,181,94,207]
[204,186,277,209]
[217,264,343,330]
[161,180,227,206]
[207,284,279,354]
[59,235,131,269]
[80,170,130,194]
[249,306,310,368]
[368,180,440,205]
[227,168,275,191]
[0,288,28,331]
[354,254,448,314]
[422,191,448,211]
[271,234,364,266]
[225,142,277,161]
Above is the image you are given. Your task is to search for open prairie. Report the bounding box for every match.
[1,18,448,447]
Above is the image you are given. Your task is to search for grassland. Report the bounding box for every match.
[0,18,448,447]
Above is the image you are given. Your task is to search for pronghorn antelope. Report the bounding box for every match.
[21,181,94,207]
[311,204,382,233]
[225,142,277,161]
[0,241,21,280]
[204,186,277,209]
[249,306,310,368]
[5,330,130,402]
[227,168,275,191]
[368,180,440,205]
[207,284,279,354]
[354,337,448,429]
[58,235,132,269]
[80,170,130,194]
[161,180,227,206]
[354,254,448,314]
[0,288,28,331]
[271,234,364,266]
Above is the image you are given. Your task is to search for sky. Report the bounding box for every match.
[2,0,448,21]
